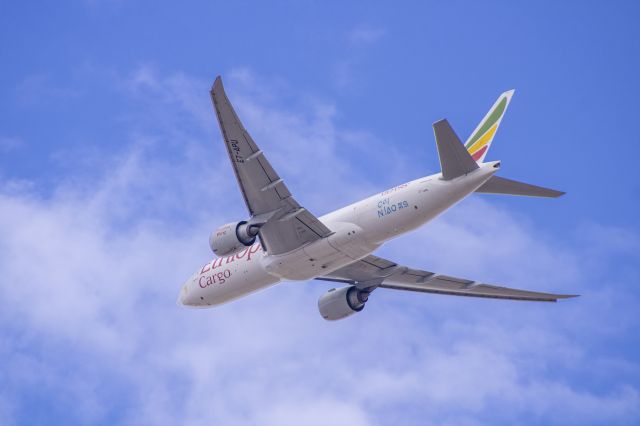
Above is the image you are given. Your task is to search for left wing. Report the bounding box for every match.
[319,255,577,302]
[210,77,332,255]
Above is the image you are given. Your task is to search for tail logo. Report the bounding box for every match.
[464,90,513,162]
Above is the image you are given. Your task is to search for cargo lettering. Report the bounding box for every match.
[199,269,232,288]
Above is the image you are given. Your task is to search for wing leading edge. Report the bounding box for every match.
[210,77,332,255]
[320,255,578,302]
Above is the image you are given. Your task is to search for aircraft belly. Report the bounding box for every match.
[263,245,354,281]
[327,222,378,259]
[263,225,379,281]
[303,238,340,260]
[219,258,279,304]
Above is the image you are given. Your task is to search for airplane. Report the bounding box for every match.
[177,76,577,320]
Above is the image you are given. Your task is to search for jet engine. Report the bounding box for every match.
[317,285,371,321]
[209,221,260,257]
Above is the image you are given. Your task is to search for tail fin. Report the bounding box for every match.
[465,89,515,163]
[433,119,478,180]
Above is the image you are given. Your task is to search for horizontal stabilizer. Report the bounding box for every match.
[433,119,479,180]
[476,176,565,198]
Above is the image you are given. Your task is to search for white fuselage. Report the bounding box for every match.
[178,162,500,307]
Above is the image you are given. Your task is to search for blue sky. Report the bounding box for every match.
[1,1,639,425]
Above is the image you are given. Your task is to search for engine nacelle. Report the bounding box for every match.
[318,285,370,321]
[209,221,259,257]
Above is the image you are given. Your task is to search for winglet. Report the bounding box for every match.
[433,119,479,180]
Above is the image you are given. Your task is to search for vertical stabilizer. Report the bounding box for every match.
[465,89,514,163]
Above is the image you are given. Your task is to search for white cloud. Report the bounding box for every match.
[262,399,370,426]
[0,68,638,425]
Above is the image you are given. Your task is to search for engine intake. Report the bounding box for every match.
[209,221,260,257]
[318,285,370,321]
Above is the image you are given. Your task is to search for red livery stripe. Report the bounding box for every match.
[471,145,488,162]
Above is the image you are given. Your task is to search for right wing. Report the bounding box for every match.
[210,77,332,255]
[320,254,577,302]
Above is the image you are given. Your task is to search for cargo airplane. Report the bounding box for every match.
[177,77,576,320]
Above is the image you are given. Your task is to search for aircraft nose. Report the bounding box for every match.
[177,282,190,306]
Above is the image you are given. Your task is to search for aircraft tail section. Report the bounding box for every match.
[465,90,515,163]
[433,119,479,180]
[476,175,565,198]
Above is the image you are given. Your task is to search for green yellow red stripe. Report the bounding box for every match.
[465,96,508,149]
[467,123,498,154]
[471,145,488,161]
